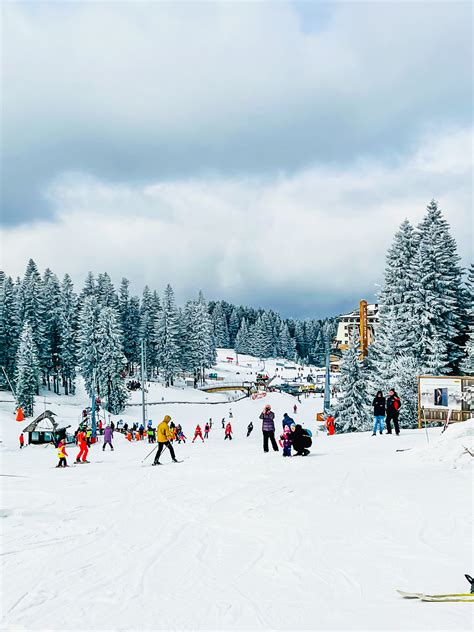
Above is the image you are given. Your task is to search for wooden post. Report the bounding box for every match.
[359,300,368,358]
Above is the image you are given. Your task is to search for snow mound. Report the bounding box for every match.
[406,418,474,469]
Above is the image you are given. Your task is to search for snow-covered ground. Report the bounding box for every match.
[1,359,473,631]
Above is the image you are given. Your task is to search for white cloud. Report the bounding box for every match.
[1,127,471,317]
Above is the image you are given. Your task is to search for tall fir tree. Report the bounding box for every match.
[228,308,241,347]
[0,274,20,389]
[156,284,182,386]
[58,274,77,395]
[235,318,250,355]
[278,322,296,360]
[212,302,230,348]
[334,334,370,432]
[411,200,467,373]
[140,286,158,378]
[15,321,40,417]
[41,268,62,391]
[77,297,101,397]
[96,307,128,414]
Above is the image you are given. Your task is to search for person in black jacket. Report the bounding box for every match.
[372,391,386,436]
[386,389,402,435]
[290,424,312,456]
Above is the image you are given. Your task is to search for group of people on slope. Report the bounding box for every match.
[372,389,402,436]
[259,404,312,457]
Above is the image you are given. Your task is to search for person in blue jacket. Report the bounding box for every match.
[282,412,294,429]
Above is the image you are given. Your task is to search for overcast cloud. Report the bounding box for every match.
[1,1,472,317]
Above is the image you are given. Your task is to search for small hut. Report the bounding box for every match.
[23,410,70,445]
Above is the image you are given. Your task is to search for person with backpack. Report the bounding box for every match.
[372,391,386,436]
[281,412,294,429]
[259,404,279,453]
[386,389,401,435]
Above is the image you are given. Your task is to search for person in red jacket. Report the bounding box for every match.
[326,415,336,436]
[224,422,233,440]
[19,433,25,449]
[76,429,89,463]
[192,424,204,443]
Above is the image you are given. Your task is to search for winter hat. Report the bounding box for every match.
[264,404,271,411]
[284,425,290,432]
[164,415,171,423]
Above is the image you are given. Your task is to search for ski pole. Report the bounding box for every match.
[142,444,158,462]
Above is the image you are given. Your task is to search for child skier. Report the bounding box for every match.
[19,433,25,449]
[177,426,187,443]
[224,422,233,440]
[204,422,210,439]
[279,425,292,457]
[56,440,68,467]
[192,424,204,443]
[247,422,253,437]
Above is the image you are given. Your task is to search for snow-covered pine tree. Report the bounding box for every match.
[119,278,141,370]
[313,328,326,367]
[278,322,296,360]
[156,284,182,386]
[16,259,47,378]
[77,296,101,397]
[235,318,250,355]
[411,200,467,373]
[369,220,419,392]
[96,307,128,414]
[212,302,230,348]
[390,355,420,428]
[15,321,40,417]
[139,286,158,378]
[58,274,77,395]
[0,274,20,389]
[182,296,215,381]
[334,333,370,432]
[228,308,241,347]
[294,321,307,360]
[96,272,119,309]
[41,268,62,391]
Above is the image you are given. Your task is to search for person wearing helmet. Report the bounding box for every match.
[153,415,178,466]
[259,404,279,453]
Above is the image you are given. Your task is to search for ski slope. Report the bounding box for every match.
[1,375,473,630]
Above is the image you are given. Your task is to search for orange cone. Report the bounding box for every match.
[16,407,25,422]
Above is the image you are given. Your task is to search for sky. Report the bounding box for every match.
[1,0,472,318]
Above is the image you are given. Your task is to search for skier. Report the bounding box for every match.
[326,415,335,436]
[56,440,68,467]
[177,425,187,443]
[229,409,233,419]
[224,422,233,440]
[372,391,386,436]
[279,425,292,457]
[147,426,154,443]
[291,424,311,456]
[260,404,279,453]
[293,404,298,415]
[386,389,401,435]
[19,433,25,449]
[76,429,89,463]
[204,422,211,439]
[221,418,226,429]
[192,424,205,443]
[282,412,294,429]
[103,425,114,451]
[209,418,213,429]
[153,415,178,466]
[247,422,253,437]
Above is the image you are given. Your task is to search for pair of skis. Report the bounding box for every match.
[397,590,473,603]
[398,575,474,602]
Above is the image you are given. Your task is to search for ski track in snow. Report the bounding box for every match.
[1,356,473,631]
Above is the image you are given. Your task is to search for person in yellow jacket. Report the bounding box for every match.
[56,440,68,468]
[153,415,178,466]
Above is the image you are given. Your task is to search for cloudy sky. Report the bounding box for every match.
[1,1,472,318]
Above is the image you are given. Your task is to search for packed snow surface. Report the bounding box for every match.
[1,355,472,630]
